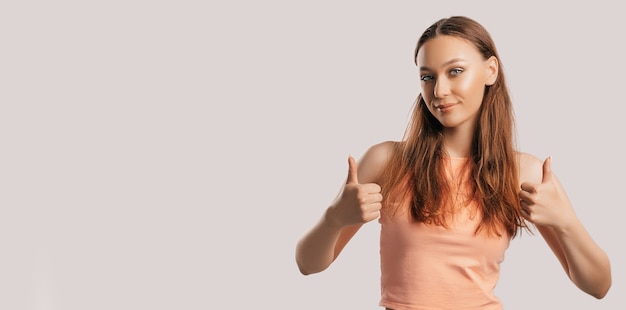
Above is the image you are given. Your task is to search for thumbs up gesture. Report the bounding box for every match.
[519,157,577,228]
[328,156,383,228]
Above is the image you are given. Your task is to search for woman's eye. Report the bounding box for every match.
[420,75,434,81]
[450,68,463,76]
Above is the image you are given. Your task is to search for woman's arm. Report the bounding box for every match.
[535,222,611,298]
[295,141,392,275]
[518,155,611,298]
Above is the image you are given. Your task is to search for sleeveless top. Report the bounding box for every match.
[378,158,511,310]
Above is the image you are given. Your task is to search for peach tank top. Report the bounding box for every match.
[379,158,510,310]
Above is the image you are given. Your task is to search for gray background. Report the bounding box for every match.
[1,1,623,309]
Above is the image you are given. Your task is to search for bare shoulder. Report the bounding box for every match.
[516,151,544,185]
[356,140,397,184]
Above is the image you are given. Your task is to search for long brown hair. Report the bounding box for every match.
[379,16,526,238]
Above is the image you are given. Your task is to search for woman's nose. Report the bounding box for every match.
[434,78,451,99]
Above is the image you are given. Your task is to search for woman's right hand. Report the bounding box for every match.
[327,156,383,228]
[296,144,391,275]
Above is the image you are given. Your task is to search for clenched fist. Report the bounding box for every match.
[327,156,383,227]
[519,156,577,229]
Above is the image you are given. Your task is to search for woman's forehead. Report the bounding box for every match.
[416,35,482,69]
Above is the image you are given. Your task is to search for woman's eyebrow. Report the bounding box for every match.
[419,58,466,71]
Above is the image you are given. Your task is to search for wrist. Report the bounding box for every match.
[552,214,582,235]
[323,205,345,230]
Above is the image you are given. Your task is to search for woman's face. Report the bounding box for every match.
[416,35,498,131]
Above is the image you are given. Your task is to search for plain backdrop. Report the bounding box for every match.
[1,1,623,309]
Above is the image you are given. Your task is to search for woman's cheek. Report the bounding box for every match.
[456,73,485,103]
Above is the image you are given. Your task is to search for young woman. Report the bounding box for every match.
[295,16,611,309]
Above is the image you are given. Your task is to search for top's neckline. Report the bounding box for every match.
[445,156,470,160]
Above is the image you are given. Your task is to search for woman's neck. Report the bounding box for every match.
[441,126,474,158]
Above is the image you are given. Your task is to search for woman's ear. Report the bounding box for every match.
[485,56,498,86]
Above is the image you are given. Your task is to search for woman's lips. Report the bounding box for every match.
[435,103,457,112]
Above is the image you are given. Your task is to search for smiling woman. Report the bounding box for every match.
[417,36,498,134]
[295,16,611,309]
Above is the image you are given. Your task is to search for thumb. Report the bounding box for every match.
[346,155,359,184]
[541,156,552,183]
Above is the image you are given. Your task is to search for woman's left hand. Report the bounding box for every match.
[518,157,578,229]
